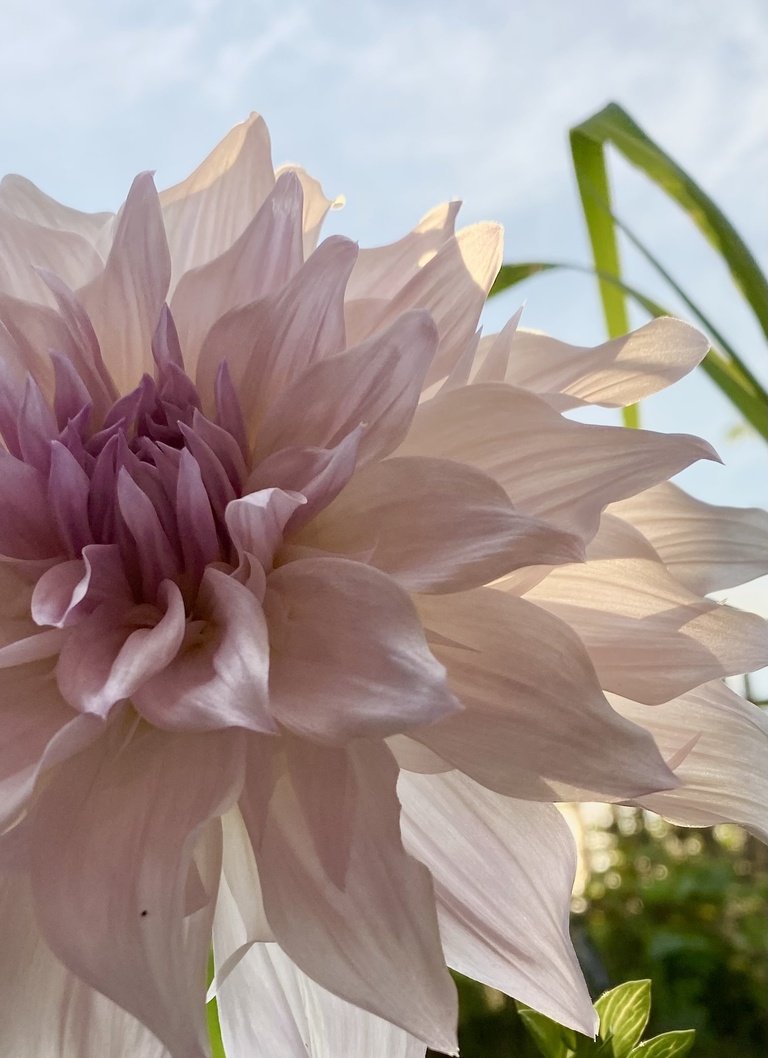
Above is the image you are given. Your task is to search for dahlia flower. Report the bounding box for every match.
[0,113,766,1058]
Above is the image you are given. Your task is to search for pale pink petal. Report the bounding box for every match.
[610,682,768,841]
[218,804,275,953]
[17,375,58,471]
[160,113,275,284]
[264,556,460,743]
[47,440,94,553]
[0,627,65,667]
[275,163,343,256]
[413,588,677,800]
[0,872,169,1058]
[398,383,717,541]
[32,545,132,629]
[37,271,119,415]
[284,735,359,888]
[526,515,768,703]
[346,201,461,302]
[496,317,707,408]
[471,309,522,384]
[387,735,452,774]
[0,659,78,827]
[298,455,584,593]
[0,204,103,303]
[117,468,181,598]
[246,427,362,533]
[172,171,305,375]
[255,739,458,1053]
[28,726,245,1058]
[197,235,357,428]
[215,940,426,1058]
[225,488,306,575]
[79,173,171,392]
[176,449,220,582]
[0,173,113,246]
[399,770,597,1035]
[256,309,439,465]
[438,328,482,393]
[0,450,61,559]
[56,581,186,716]
[133,569,275,733]
[347,223,502,387]
[609,482,768,594]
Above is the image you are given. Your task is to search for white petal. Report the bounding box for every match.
[28,726,245,1058]
[79,174,171,392]
[611,681,768,841]
[256,739,458,1053]
[256,309,438,465]
[609,482,768,594]
[172,171,305,376]
[498,317,707,408]
[399,383,715,542]
[275,163,341,257]
[349,223,502,387]
[0,173,113,246]
[216,941,426,1058]
[264,557,460,743]
[526,515,768,703]
[0,204,104,304]
[298,455,584,593]
[0,872,169,1058]
[399,770,597,1035]
[414,589,676,800]
[160,113,275,285]
[346,201,460,302]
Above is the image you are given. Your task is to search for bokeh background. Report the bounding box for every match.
[2,1,766,1054]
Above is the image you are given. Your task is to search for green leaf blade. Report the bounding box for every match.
[595,980,652,1058]
[571,102,768,340]
[628,1029,696,1058]
[516,1003,578,1058]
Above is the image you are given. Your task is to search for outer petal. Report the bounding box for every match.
[275,163,341,256]
[0,659,79,827]
[0,173,113,246]
[609,482,768,594]
[413,588,677,800]
[264,557,461,744]
[526,515,768,703]
[298,455,584,593]
[611,682,768,841]
[196,236,356,427]
[492,317,708,409]
[399,770,597,1035]
[256,309,439,465]
[215,941,426,1058]
[28,726,245,1058]
[347,223,502,387]
[256,739,458,1053]
[79,173,172,391]
[160,113,275,284]
[346,201,461,302]
[172,171,305,374]
[0,204,103,303]
[398,383,716,542]
[0,873,169,1058]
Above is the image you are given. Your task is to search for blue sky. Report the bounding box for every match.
[1,0,766,512]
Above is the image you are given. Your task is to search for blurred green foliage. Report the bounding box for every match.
[429,812,767,1058]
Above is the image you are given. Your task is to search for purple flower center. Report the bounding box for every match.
[2,305,252,611]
